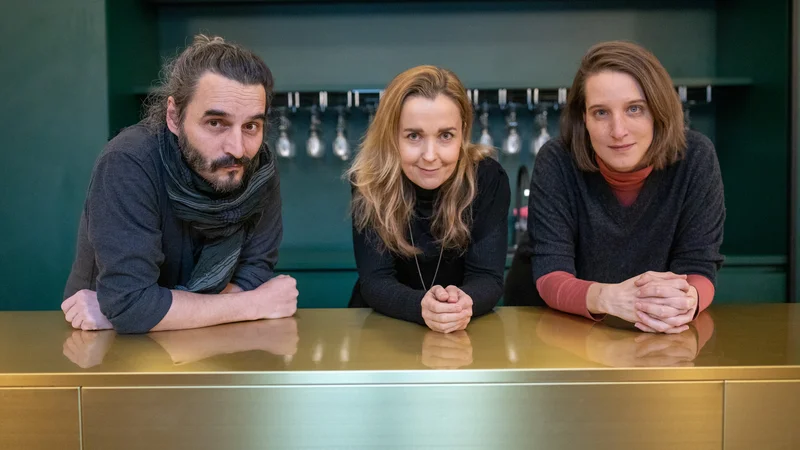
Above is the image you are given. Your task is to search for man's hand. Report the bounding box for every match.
[249,275,298,320]
[61,290,113,331]
[62,329,116,368]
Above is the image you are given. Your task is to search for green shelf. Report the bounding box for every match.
[131,77,752,97]
[275,247,785,272]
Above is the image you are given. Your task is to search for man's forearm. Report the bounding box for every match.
[150,290,255,332]
[148,322,263,363]
[221,283,243,294]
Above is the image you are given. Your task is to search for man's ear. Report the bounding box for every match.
[166,96,180,134]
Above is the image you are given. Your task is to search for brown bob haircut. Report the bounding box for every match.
[560,40,686,171]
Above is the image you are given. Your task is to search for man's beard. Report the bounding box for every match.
[178,125,256,194]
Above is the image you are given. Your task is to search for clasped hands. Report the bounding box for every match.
[596,271,698,334]
[421,285,473,334]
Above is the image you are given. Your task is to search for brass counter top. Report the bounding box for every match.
[1,305,798,387]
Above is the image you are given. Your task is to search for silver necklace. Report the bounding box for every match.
[408,222,444,291]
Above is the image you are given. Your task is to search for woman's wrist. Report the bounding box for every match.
[587,282,611,315]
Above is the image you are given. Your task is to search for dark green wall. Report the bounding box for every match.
[716,0,791,256]
[0,2,109,310]
[158,4,717,91]
[107,0,160,138]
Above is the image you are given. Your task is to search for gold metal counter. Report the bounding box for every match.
[1,305,798,449]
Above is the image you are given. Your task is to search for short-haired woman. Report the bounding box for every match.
[505,41,725,334]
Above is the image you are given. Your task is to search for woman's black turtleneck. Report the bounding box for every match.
[349,158,511,325]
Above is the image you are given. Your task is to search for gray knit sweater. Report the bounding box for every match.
[508,130,725,304]
[64,125,283,334]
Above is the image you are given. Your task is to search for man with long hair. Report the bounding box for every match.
[62,35,297,334]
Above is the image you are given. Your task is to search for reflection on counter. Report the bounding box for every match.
[1,305,791,450]
[58,309,489,371]
[50,305,789,375]
[62,330,116,369]
[535,310,714,368]
[421,331,473,369]
[63,318,298,369]
[149,318,299,365]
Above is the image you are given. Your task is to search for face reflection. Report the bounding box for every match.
[583,70,654,172]
[169,72,267,193]
[398,94,463,190]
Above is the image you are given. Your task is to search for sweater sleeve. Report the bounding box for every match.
[535,271,598,320]
[529,141,580,281]
[230,170,282,291]
[668,133,725,287]
[528,141,595,317]
[693,310,715,353]
[459,159,511,317]
[86,152,173,334]
[687,274,715,317]
[352,224,426,325]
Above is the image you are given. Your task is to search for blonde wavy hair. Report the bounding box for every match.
[347,65,493,258]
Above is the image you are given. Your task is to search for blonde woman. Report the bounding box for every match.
[347,66,510,333]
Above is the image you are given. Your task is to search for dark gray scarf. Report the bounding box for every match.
[158,127,276,293]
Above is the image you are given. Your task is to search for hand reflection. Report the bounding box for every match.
[421,330,473,369]
[62,329,116,369]
[536,309,714,368]
[584,327,698,367]
[148,318,299,365]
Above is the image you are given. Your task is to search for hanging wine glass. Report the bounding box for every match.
[478,103,493,148]
[332,107,351,161]
[306,105,324,159]
[531,109,550,158]
[684,108,692,131]
[679,85,691,131]
[502,106,521,155]
[275,108,295,159]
